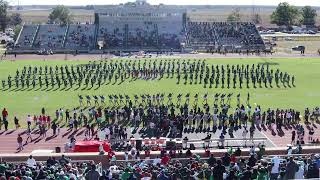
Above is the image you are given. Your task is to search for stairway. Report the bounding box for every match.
[31,24,40,48]
[93,23,99,49]
[62,24,70,48]
[14,23,24,46]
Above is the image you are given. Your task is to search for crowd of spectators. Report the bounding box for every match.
[15,25,38,49]
[107,151,320,180]
[15,21,267,52]
[0,155,105,180]
[98,21,182,50]
[65,24,95,49]
[186,22,265,52]
[98,23,126,48]
[1,149,320,180]
[127,22,158,48]
[33,25,67,49]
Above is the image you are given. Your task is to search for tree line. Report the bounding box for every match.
[271,3,317,27]
[0,1,72,33]
[226,2,317,27]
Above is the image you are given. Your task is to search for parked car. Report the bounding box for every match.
[0,33,13,44]
[285,37,294,41]
[307,30,316,34]
[292,46,305,52]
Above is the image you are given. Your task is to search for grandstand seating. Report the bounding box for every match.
[186,22,217,48]
[158,22,182,49]
[13,21,265,52]
[33,24,67,49]
[15,25,38,48]
[98,22,126,48]
[97,21,183,50]
[127,21,157,48]
[186,22,265,51]
[65,24,95,49]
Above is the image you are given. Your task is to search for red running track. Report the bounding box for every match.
[0,124,319,154]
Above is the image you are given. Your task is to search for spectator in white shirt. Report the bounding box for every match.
[149,122,155,129]
[105,127,110,140]
[26,115,32,130]
[295,161,305,179]
[26,155,36,168]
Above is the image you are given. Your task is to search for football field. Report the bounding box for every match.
[0,57,319,128]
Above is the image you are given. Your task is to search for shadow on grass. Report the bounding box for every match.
[258,61,279,66]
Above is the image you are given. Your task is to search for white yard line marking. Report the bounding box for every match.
[260,130,277,147]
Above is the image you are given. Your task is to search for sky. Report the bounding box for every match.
[10,0,320,6]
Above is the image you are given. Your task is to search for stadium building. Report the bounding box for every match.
[12,0,265,54]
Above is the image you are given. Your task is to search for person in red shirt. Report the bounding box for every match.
[230,153,237,163]
[191,160,199,169]
[38,115,42,126]
[2,108,8,120]
[161,153,170,165]
[144,148,151,159]
[2,108,8,130]
[42,116,47,126]
[108,151,115,159]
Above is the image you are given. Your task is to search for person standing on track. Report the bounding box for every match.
[17,134,23,151]
[14,116,19,129]
[26,128,32,144]
[242,127,248,147]
[249,126,255,142]
[1,108,8,130]
[291,131,296,145]
[3,118,8,131]
[52,122,57,136]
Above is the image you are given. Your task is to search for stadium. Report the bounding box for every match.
[11,0,265,54]
[0,0,320,179]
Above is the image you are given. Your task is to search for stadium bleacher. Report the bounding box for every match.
[33,24,68,49]
[15,25,38,49]
[127,21,157,48]
[186,22,265,52]
[98,22,126,49]
[12,4,265,53]
[157,22,182,49]
[65,24,95,50]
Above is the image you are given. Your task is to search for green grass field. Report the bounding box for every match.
[0,57,319,128]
